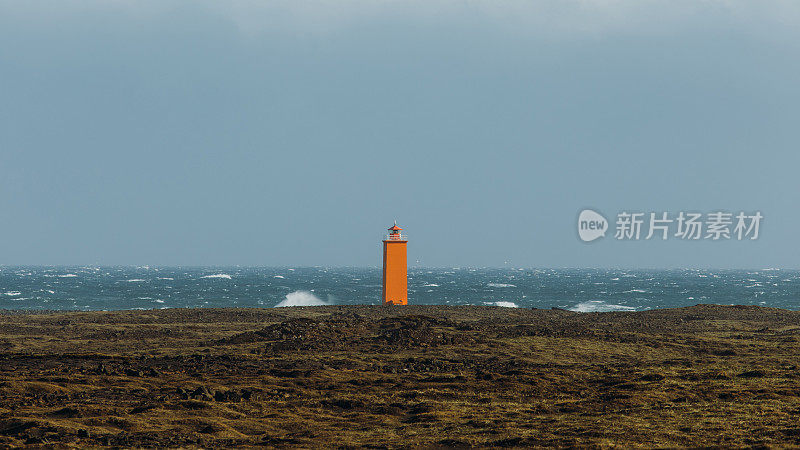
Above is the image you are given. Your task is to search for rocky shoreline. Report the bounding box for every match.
[1,304,799,447]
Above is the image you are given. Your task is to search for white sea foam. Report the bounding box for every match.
[4,291,22,296]
[127,279,146,282]
[569,300,637,313]
[622,289,648,293]
[153,299,165,303]
[423,283,439,287]
[200,274,232,279]
[157,277,174,280]
[58,274,78,278]
[273,275,285,279]
[484,301,518,308]
[487,283,516,288]
[275,290,331,307]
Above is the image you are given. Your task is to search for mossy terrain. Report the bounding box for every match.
[1,304,800,447]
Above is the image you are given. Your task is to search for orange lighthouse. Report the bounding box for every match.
[382,221,408,305]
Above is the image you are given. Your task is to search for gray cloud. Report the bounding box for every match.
[4,0,800,39]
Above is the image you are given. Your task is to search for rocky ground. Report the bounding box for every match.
[1,304,800,447]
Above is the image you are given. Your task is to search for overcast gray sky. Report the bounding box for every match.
[1,1,799,268]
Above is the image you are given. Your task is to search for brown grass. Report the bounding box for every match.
[1,304,800,447]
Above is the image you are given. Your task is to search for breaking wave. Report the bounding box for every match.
[275,290,331,307]
[487,283,516,288]
[484,301,519,308]
[569,300,637,313]
[200,274,232,279]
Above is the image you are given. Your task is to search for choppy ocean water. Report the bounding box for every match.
[0,267,797,312]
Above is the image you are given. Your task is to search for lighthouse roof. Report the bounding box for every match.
[388,221,403,231]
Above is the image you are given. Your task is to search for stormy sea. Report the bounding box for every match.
[0,267,797,311]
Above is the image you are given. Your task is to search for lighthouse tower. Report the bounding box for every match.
[382,221,408,305]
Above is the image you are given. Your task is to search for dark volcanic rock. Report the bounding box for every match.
[3,304,800,447]
[738,370,766,378]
